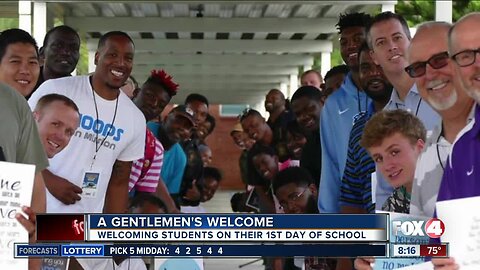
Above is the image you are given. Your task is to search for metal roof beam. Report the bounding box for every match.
[66,17,337,33]
[87,39,332,53]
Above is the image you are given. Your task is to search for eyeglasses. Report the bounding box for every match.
[404,51,449,78]
[279,188,307,209]
[451,48,480,67]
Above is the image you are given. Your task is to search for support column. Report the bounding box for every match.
[381,3,395,13]
[290,73,298,95]
[303,65,313,73]
[280,82,289,99]
[19,1,32,34]
[435,0,452,23]
[253,101,267,118]
[88,50,96,73]
[320,52,331,79]
[33,1,47,45]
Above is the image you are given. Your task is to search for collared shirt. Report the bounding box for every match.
[436,104,480,202]
[339,102,396,213]
[411,102,475,217]
[319,72,371,213]
[383,84,440,131]
[340,103,376,213]
[410,122,449,217]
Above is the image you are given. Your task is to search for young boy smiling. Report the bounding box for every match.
[360,109,426,213]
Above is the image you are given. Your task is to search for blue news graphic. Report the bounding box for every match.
[15,244,60,256]
[86,214,389,242]
[61,244,104,257]
[374,213,433,270]
[14,244,104,257]
[15,244,387,258]
[88,214,388,229]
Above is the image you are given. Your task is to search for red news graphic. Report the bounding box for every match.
[72,218,84,235]
[420,244,448,257]
[392,218,445,238]
[37,214,85,241]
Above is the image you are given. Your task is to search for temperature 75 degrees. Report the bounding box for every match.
[420,244,447,256]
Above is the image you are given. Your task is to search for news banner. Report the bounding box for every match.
[14,214,448,259]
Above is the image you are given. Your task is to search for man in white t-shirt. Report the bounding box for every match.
[28,31,146,214]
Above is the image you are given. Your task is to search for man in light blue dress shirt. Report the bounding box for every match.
[367,12,440,208]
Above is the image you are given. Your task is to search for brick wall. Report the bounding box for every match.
[162,104,244,190]
[204,105,244,190]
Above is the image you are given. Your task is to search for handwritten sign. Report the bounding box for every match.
[0,161,35,269]
[397,262,433,270]
[436,196,480,270]
[374,211,430,270]
[41,257,69,270]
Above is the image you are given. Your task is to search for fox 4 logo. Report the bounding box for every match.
[392,218,445,238]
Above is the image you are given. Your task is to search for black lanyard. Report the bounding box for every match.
[394,91,422,117]
[436,126,445,171]
[90,77,119,169]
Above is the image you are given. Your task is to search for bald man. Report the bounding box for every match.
[264,89,294,162]
[431,12,480,270]
[406,22,475,218]
[265,89,287,125]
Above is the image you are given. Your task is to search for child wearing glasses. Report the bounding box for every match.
[360,109,426,213]
[273,167,335,270]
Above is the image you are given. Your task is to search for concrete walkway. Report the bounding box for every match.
[202,190,265,270]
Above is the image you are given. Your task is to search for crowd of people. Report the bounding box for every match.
[1,8,479,270]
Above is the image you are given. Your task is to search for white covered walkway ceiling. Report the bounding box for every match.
[7,1,399,105]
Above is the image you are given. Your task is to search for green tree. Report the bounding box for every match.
[0,18,18,30]
[76,34,89,75]
[451,0,480,22]
[396,0,435,26]
[396,0,480,26]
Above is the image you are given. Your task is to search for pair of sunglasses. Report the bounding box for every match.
[404,51,449,78]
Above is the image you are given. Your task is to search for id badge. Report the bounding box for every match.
[82,170,100,198]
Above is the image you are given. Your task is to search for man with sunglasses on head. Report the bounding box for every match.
[405,22,475,219]
[366,12,440,210]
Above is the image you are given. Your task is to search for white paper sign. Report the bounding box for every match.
[436,196,480,270]
[41,257,69,270]
[0,161,35,269]
[374,211,430,270]
[397,262,433,270]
